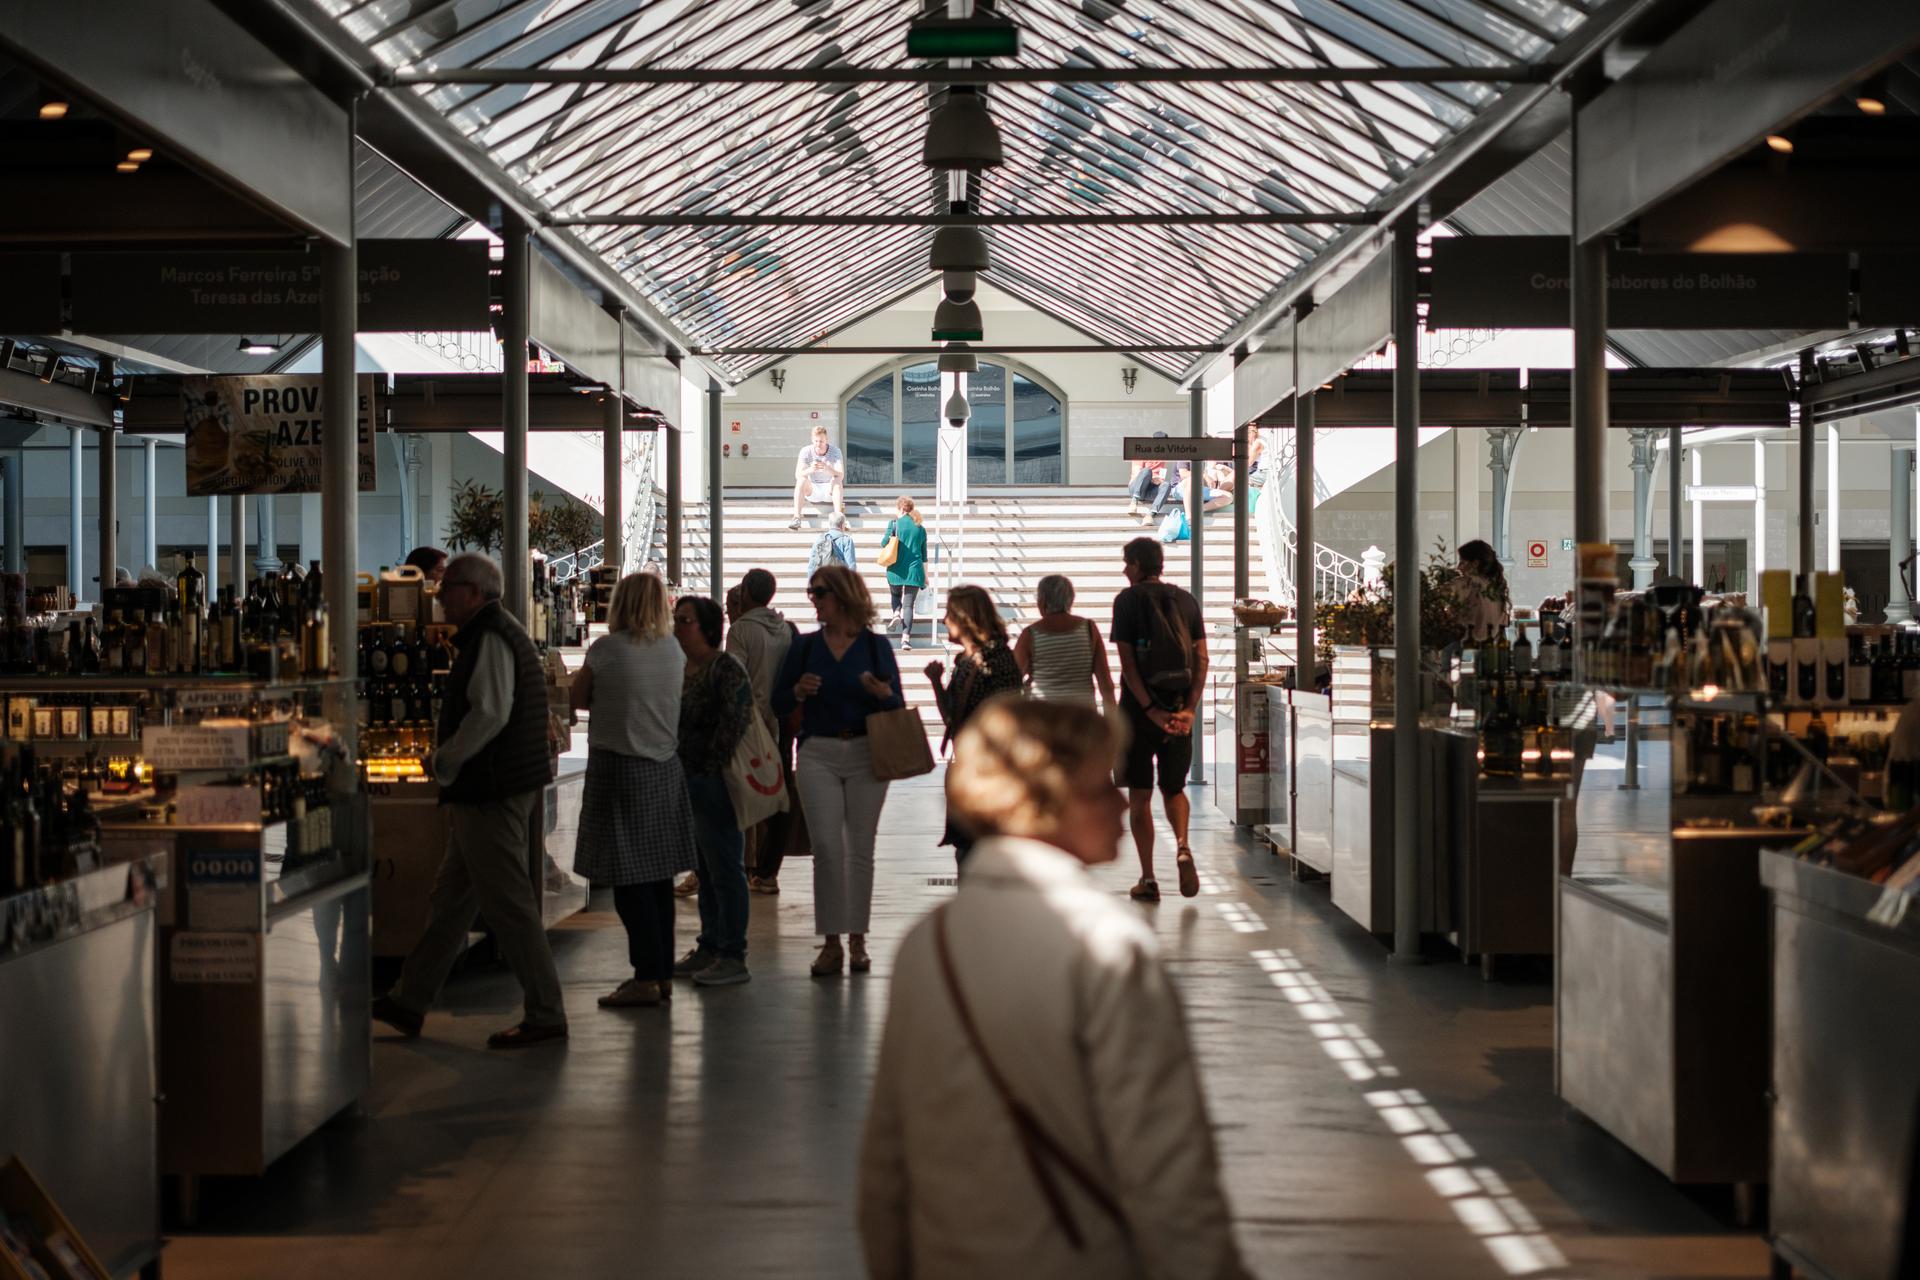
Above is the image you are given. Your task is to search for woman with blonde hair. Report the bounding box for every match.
[570,572,697,1009]
[924,584,1022,865]
[1014,574,1117,710]
[881,494,929,649]
[860,698,1249,1279]
[771,564,906,977]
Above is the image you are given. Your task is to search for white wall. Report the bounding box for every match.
[713,281,1188,488]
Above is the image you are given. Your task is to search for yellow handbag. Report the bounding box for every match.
[876,521,901,569]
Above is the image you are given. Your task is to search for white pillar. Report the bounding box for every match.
[298,493,322,571]
[206,496,219,590]
[1691,448,1705,587]
[1753,439,1766,584]
[143,437,158,569]
[1627,427,1659,589]
[68,427,84,602]
[1890,447,1914,624]
[1826,422,1841,573]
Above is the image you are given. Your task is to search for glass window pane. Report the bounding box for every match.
[845,374,893,486]
[901,361,940,488]
[1013,374,1063,483]
[968,362,1007,486]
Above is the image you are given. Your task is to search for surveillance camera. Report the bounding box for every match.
[944,391,969,429]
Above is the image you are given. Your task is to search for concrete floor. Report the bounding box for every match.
[166,772,1769,1279]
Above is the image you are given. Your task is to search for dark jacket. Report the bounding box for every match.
[438,601,551,805]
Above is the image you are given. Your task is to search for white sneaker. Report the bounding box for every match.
[787,517,802,531]
[885,613,902,633]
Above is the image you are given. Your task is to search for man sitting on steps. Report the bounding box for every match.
[790,425,845,530]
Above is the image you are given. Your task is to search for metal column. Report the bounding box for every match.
[1188,384,1205,785]
[1669,425,1683,581]
[1295,387,1316,692]
[604,320,625,574]
[1628,428,1659,589]
[665,427,683,584]
[708,379,724,601]
[1487,427,1522,565]
[321,232,358,697]
[97,427,117,589]
[501,224,532,625]
[143,438,158,570]
[1891,448,1914,624]
[228,496,245,597]
[3,455,22,575]
[1798,350,1816,577]
[68,428,83,601]
[1391,220,1421,963]
[1571,235,1609,545]
[255,497,278,575]
[1232,419,1250,600]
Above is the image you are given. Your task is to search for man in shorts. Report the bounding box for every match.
[1110,536,1209,901]
[790,425,845,529]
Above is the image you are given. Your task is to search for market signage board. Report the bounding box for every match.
[1124,436,1235,461]
[0,254,62,332]
[1427,237,1849,330]
[1858,254,1920,327]
[68,240,490,334]
[180,375,377,496]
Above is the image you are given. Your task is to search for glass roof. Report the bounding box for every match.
[318,0,1597,379]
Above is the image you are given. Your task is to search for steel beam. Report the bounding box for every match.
[1390,220,1422,964]
[695,344,1222,357]
[1188,385,1206,786]
[665,428,683,585]
[1798,350,1817,576]
[708,380,724,602]
[97,358,117,590]
[228,495,245,597]
[68,428,83,601]
[604,317,626,573]
[1570,91,1609,547]
[1294,385,1317,694]
[321,231,357,698]
[143,438,158,570]
[502,224,532,626]
[394,64,1551,87]
[552,212,1375,229]
[1669,425,1683,581]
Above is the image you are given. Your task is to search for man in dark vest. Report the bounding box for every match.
[372,553,567,1048]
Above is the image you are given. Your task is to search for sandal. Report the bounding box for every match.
[849,939,871,973]
[1129,878,1161,902]
[1176,848,1199,899]
[811,942,845,977]
[487,1021,569,1049]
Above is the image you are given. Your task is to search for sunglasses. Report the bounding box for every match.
[806,586,833,599]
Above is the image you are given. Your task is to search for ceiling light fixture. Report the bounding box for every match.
[38,100,68,120]
[126,147,153,162]
[1765,134,1794,154]
[933,297,984,343]
[907,10,1020,58]
[942,269,976,303]
[237,337,282,356]
[115,161,140,173]
[929,225,990,272]
[923,86,1003,171]
[1855,73,1889,115]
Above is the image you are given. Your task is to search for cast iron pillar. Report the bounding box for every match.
[1891,448,1914,623]
[1669,425,1684,581]
[1798,350,1817,578]
[321,230,359,694]
[1486,427,1523,566]
[1390,219,1422,963]
[1628,427,1660,589]
[68,427,83,601]
[1294,383,1316,693]
[502,223,532,626]
[1188,384,1206,785]
[708,379,725,601]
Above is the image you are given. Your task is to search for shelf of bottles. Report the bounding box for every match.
[358,621,452,784]
[585,565,617,627]
[1458,615,1579,784]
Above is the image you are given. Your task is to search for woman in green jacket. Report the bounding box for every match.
[881,495,929,650]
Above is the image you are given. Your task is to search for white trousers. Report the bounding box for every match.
[795,736,890,937]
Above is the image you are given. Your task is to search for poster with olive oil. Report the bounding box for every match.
[180,375,377,495]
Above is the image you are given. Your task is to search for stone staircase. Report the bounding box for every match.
[651,486,1264,735]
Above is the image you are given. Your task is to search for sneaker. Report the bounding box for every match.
[787,517,802,531]
[370,994,424,1038]
[749,875,780,895]
[885,613,902,633]
[673,872,700,898]
[693,957,751,987]
[673,946,718,978]
[900,636,913,651]
[811,942,845,977]
[1176,849,1200,899]
[598,979,665,1008]
[1129,878,1161,903]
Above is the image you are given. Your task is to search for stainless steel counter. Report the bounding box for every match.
[1762,851,1920,1280]
[0,856,167,1277]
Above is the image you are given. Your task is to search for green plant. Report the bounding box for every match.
[1315,539,1484,663]
[446,478,503,555]
[533,490,602,557]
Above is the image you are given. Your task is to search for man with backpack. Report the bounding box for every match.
[1110,536,1209,901]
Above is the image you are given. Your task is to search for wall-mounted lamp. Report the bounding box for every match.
[770,368,786,393]
[1121,366,1138,395]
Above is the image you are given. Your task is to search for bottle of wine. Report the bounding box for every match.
[177,551,205,674]
[1791,575,1818,706]
[102,609,125,674]
[1848,634,1872,705]
[1483,681,1523,779]
[126,609,148,675]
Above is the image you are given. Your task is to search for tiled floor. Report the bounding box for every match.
[165,771,1769,1279]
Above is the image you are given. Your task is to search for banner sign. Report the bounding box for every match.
[69,240,490,334]
[1427,237,1849,330]
[1124,436,1234,461]
[0,254,62,333]
[180,375,377,495]
[1859,254,1920,327]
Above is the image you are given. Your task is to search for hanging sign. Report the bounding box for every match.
[1124,436,1234,461]
[0,254,62,332]
[1427,237,1849,329]
[180,375,378,495]
[1527,541,1549,568]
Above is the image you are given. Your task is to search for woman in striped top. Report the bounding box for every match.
[1014,574,1117,710]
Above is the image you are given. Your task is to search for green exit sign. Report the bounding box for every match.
[907,15,1020,59]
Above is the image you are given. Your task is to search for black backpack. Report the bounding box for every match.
[1135,584,1195,710]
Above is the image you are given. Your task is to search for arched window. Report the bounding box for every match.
[841,357,1066,485]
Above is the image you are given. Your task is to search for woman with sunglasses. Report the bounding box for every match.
[771,565,905,977]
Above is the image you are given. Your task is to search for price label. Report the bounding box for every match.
[171,931,258,983]
[142,724,250,770]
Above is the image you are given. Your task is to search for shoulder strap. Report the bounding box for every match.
[933,905,1128,1250]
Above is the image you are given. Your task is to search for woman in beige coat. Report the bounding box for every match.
[858,698,1250,1279]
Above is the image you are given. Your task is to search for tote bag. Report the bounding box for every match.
[724,711,790,831]
[877,520,901,569]
[863,633,935,781]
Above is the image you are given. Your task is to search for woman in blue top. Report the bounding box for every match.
[772,564,905,978]
[881,495,929,650]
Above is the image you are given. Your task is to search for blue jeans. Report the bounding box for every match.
[688,772,748,959]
